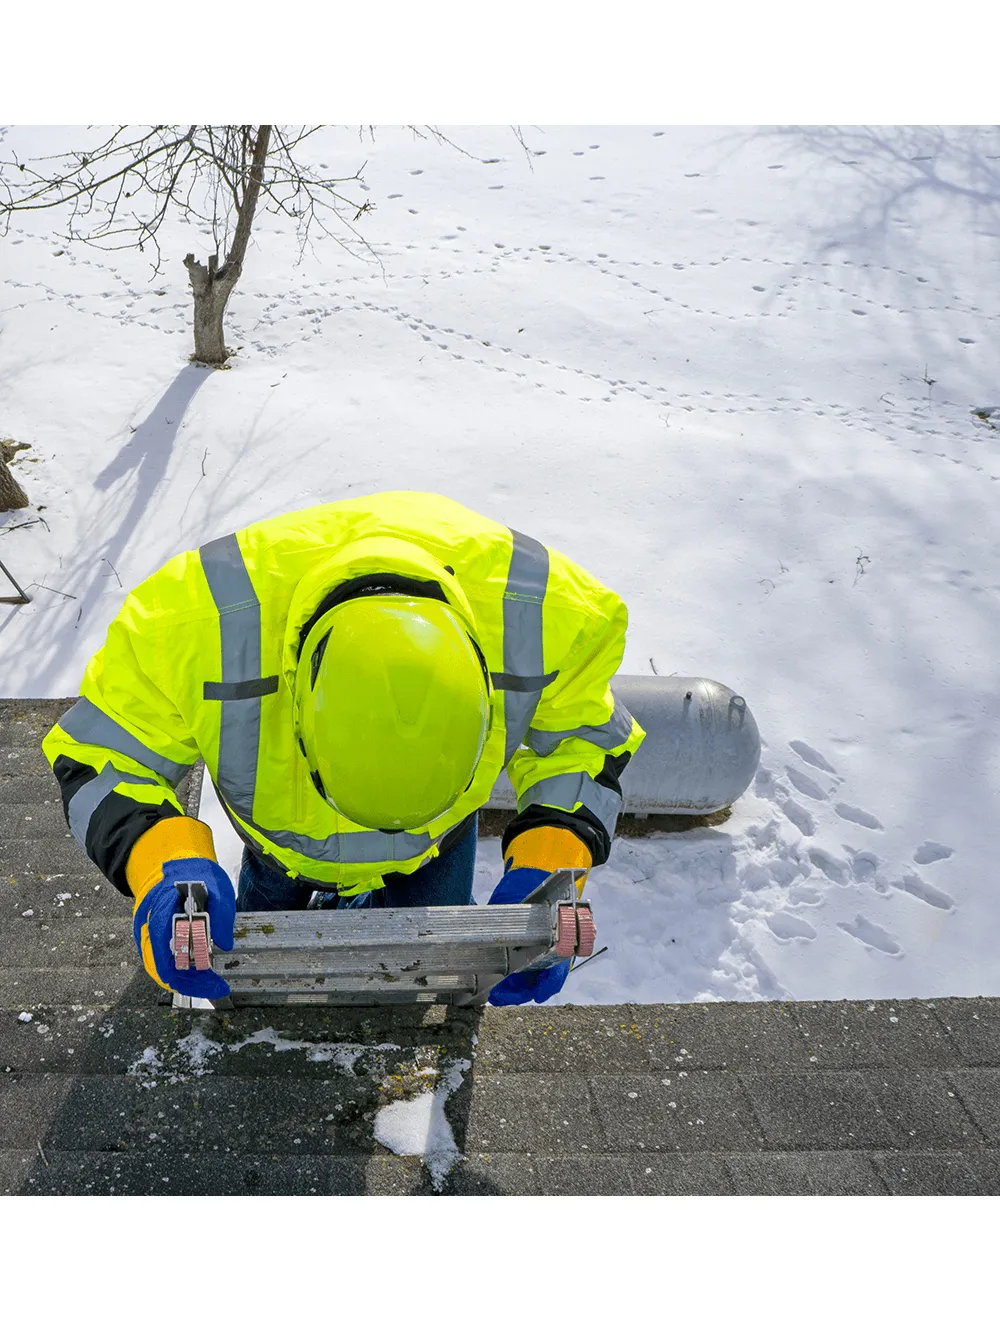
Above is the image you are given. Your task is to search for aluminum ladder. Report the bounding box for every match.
[172,868,593,1009]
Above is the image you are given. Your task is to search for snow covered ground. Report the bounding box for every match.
[3,123,999,1005]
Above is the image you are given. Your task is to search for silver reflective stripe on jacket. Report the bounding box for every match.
[526,694,635,758]
[492,529,558,763]
[218,784,437,866]
[68,763,159,850]
[199,533,440,867]
[199,533,265,819]
[242,818,435,865]
[517,771,623,840]
[59,696,191,786]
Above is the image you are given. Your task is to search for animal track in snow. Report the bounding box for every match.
[837,914,902,956]
[14,219,987,476]
[834,802,883,830]
[234,251,994,468]
[891,872,955,911]
[357,302,661,406]
[913,841,954,864]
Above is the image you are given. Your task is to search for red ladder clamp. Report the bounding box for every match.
[554,902,597,960]
[171,881,213,972]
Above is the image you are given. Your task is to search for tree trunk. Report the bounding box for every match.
[183,252,242,365]
[0,457,29,512]
[183,125,273,367]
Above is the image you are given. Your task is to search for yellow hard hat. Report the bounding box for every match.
[294,593,492,830]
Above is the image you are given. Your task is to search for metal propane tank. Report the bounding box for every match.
[486,674,761,816]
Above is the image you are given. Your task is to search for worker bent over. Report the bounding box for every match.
[43,491,645,1004]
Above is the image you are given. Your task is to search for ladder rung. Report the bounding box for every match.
[222,971,480,994]
[230,905,555,950]
[217,944,517,977]
[223,989,452,1006]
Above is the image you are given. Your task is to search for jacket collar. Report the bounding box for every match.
[281,535,478,693]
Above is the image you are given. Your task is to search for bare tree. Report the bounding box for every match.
[0,125,375,366]
[181,125,272,366]
[0,440,30,512]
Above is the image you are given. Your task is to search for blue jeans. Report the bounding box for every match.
[235,813,478,912]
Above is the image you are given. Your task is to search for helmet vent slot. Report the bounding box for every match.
[468,634,491,693]
[310,630,332,690]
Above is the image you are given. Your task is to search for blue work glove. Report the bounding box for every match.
[487,864,572,1006]
[133,857,236,999]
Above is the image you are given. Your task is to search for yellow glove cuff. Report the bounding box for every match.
[139,925,173,993]
[126,816,218,905]
[504,826,592,896]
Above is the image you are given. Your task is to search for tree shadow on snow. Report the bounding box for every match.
[24,364,212,694]
[757,125,1000,257]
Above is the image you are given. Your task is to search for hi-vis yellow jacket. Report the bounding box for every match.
[43,492,645,898]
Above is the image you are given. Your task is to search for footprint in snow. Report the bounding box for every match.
[788,740,839,777]
[891,872,955,911]
[835,802,883,830]
[779,798,815,837]
[808,848,850,886]
[753,766,815,836]
[837,914,902,956]
[788,883,823,906]
[766,911,817,941]
[844,848,885,891]
[785,766,829,801]
[913,841,953,865]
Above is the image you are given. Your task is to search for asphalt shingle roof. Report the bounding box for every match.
[3,698,999,1195]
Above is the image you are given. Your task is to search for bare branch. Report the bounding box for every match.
[406,125,484,161]
[0,127,195,216]
[0,124,384,281]
[512,126,536,171]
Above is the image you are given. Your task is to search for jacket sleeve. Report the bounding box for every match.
[41,591,203,896]
[502,591,645,869]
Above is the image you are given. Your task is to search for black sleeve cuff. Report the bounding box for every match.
[500,751,632,868]
[52,754,182,897]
